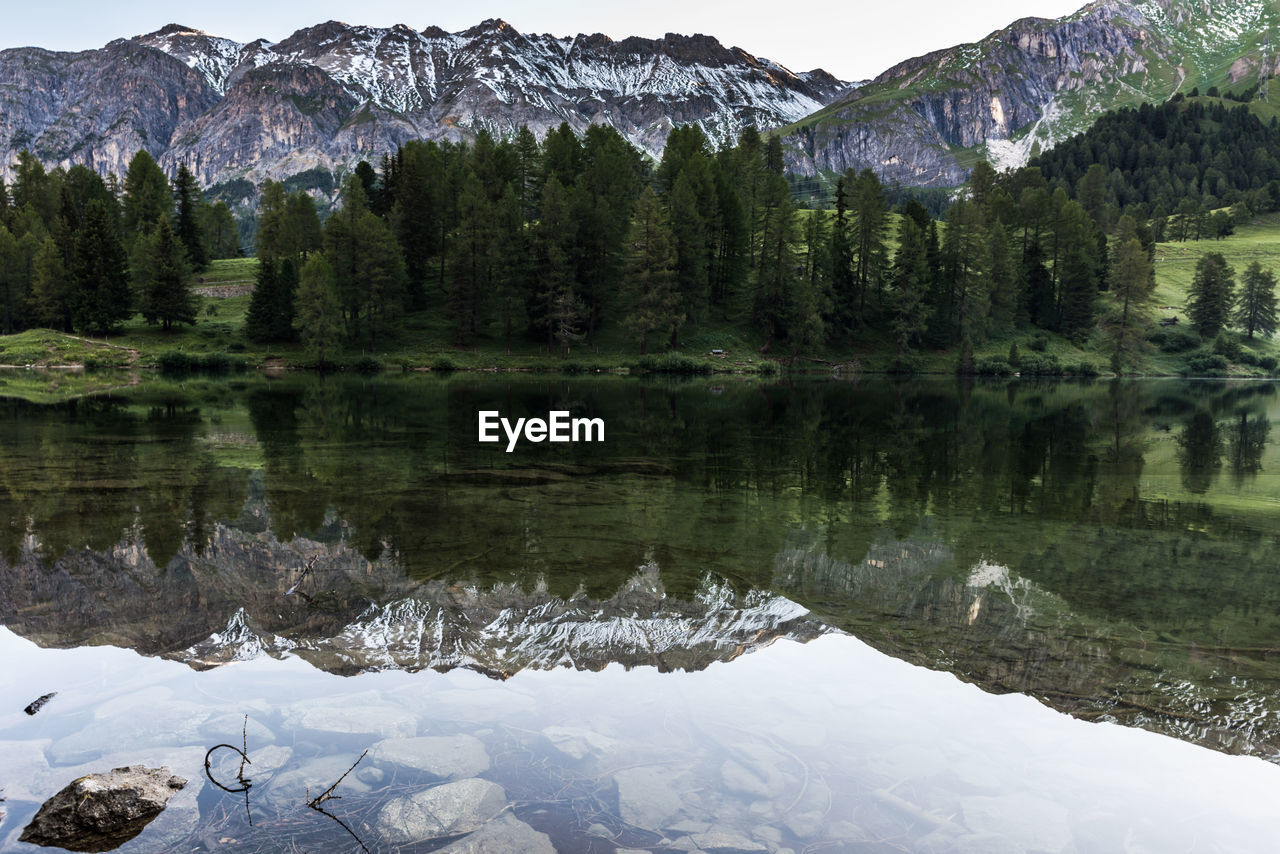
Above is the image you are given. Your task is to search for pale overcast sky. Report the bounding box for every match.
[4,1,1089,81]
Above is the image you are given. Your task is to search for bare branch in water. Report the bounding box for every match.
[306,749,367,807]
[284,555,320,597]
[305,749,372,853]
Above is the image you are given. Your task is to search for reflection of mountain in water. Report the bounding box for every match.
[775,532,1280,762]
[0,520,827,678]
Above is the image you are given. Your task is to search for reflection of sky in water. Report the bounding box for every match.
[3,626,1278,853]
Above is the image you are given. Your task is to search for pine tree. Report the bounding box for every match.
[172,164,209,271]
[1187,252,1236,337]
[351,213,405,352]
[448,173,488,345]
[122,150,171,242]
[12,151,57,228]
[753,172,798,351]
[282,191,323,258]
[624,187,682,354]
[1107,235,1154,370]
[254,181,289,260]
[26,236,71,331]
[296,253,342,366]
[138,218,198,331]
[245,258,281,343]
[531,177,577,352]
[889,216,929,353]
[199,202,241,259]
[0,225,27,334]
[70,200,131,333]
[1234,261,1277,339]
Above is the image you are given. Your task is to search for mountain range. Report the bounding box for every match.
[0,0,1276,192]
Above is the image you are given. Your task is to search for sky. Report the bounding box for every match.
[4,1,1089,81]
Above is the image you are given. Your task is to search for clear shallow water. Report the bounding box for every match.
[1,375,1279,851]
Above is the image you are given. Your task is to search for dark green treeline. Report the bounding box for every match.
[0,151,240,335]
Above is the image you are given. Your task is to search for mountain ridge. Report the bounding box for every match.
[0,18,852,187]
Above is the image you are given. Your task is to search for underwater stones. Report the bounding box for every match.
[719,744,794,799]
[207,744,292,789]
[367,734,490,780]
[264,754,372,804]
[19,765,186,852]
[541,725,618,761]
[688,826,771,853]
[432,812,555,853]
[48,702,210,764]
[198,713,275,746]
[374,778,507,845]
[614,765,686,830]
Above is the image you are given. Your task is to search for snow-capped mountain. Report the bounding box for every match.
[0,19,851,187]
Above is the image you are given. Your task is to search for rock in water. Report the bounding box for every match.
[375,778,507,845]
[19,765,187,852]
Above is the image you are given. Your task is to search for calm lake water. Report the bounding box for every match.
[1,374,1279,852]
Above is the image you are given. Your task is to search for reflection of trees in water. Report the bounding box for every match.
[1228,412,1270,485]
[1,377,1278,596]
[1177,410,1223,494]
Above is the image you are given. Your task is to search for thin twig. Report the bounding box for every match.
[306,749,368,807]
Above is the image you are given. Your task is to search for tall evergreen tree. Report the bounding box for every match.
[1234,261,1277,339]
[122,150,170,242]
[172,164,209,271]
[623,187,682,354]
[753,172,798,351]
[1187,252,1236,337]
[70,199,131,333]
[138,217,198,331]
[26,236,71,331]
[1107,235,1155,370]
[296,253,342,365]
[531,177,578,352]
[0,226,27,334]
[841,169,890,326]
[199,201,241,259]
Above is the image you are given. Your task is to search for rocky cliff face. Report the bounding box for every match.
[781,0,1279,186]
[0,19,851,186]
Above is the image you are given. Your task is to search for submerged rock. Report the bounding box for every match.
[433,812,554,853]
[689,827,771,853]
[541,726,618,761]
[614,765,687,830]
[374,778,507,845]
[368,734,490,780]
[19,765,186,853]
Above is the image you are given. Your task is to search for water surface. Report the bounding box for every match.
[1,375,1278,852]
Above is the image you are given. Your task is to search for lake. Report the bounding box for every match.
[1,374,1278,852]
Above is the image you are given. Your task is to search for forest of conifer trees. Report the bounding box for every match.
[2,94,1278,372]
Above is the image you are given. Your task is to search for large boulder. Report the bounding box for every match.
[19,765,187,853]
[374,778,507,845]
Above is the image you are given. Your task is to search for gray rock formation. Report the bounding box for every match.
[18,765,186,853]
